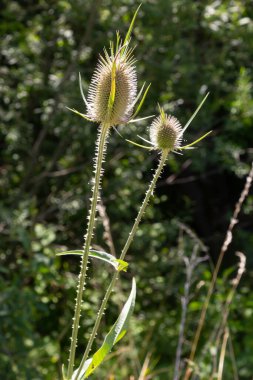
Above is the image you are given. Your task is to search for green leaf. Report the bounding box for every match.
[116,259,129,272]
[72,359,92,380]
[78,73,89,108]
[56,250,128,272]
[90,250,128,272]
[182,92,209,133]
[137,135,154,145]
[56,250,83,257]
[62,364,67,380]
[180,130,212,149]
[128,114,154,123]
[131,83,151,120]
[108,58,117,112]
[81,278,136,379]
[123,4,142,50]
[125,139,153,150]
[66,107,93,122]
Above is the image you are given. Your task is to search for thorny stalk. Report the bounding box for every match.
[67,123,109,379]
[74,150,168,379]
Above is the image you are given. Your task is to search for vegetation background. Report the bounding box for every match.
[1,0,253,379]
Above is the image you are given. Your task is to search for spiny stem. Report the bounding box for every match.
[67,123,109,380]
[119,150,168,262]
[75,150,168,379]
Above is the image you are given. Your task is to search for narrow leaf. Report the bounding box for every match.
[89,250,128,272]
[180,130,212,150]
[72,359,92,380]
[128,114,154,123]
[131,83,151,120]
[172,150,183,156]
[56,250,128,272]
[108,58,117,112]
[113,126,124,139]
[66,107,93,122]
[182,92,209,133]
[82,278,136,378]
[62,364,67,380]
[78,73,89,108]
[107,42,128,113]
[57,250,83,256]
[130,82,146,109]
[115,31,120,53]
[137,135,154,145]
[123,4,142,52]
[125,139,154,150]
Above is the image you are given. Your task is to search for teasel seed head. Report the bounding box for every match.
[86,47,137,126]
[150,108,183,151]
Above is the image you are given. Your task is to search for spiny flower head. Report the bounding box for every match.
[69,6,152,128]
[125,94,211,154]
[87,43,137,126]
[150,107,183,151]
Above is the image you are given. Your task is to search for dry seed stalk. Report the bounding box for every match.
[184,162,253,380]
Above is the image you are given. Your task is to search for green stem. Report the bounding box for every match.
[74,150,168,379]
[67,123,109,380]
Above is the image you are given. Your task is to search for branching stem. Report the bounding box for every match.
[67,123,109,380]
[75,149,169,379]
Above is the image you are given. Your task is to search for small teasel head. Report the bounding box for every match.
[87,41,137,126]
[125,93,211,154]
[150,106,183,151]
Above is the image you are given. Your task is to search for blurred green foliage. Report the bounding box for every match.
[0,0,253,379]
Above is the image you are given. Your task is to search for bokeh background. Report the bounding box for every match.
[1,0,253,379]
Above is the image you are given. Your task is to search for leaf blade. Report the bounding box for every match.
[82,278,136,378]
[78,73,89,108]
[182,92,209,133]
[123,4,142,51]
[56,250,128,272]
[131,83,151,120]
[180,130,212,149]
[66,107,93,122]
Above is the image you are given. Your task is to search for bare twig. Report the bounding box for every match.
[217,328,229,380]
[211,252,246,377]
[173,243,208,380]
[184,162,253,380]
[228,334,239,380]
[173,245,198,380]
[176,221,208,253]
[138,351,152,380]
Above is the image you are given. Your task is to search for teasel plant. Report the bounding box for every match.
[60,100,212,379]
[58,6,154,380]
[58,5,212,380]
